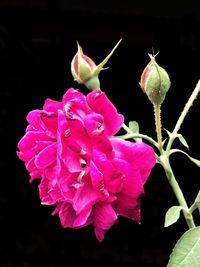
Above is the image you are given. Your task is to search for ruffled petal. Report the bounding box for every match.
[43,98,62,112]
[94,203,118,242]
[73,175,97,213]
[86,89,124,136]
[58,202,77,228]
[26,110,43,130]
[62,88,90,117]
[92,150,124,193]
[73,206,93,228]
[112,158,143,197]
[112,158,145,223]
[17,131,48,151]
[35,142,57,169]
[111,139,156,183]
[117,195,141,222]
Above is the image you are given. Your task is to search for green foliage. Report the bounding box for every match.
[128,121,142,142]
[164,206,184,227]
[167,227,200,267]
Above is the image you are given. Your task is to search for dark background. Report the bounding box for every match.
[1,1,200,266]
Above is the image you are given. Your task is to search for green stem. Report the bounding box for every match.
[189,190,200,213]
[122,123,132,134]
[160,155,196,229]
[166,80,200,153]
[153,104,163,153]
[117,132,158,147]
[189,203,198,214]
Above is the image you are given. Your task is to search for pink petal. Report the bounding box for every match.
[73,206,93,228]
[86,89,124,136]
[84,113,104,136]
[112,158,144,197]
[34,140,53,153]
[17,131,48,151]
[58,202,93,229]
[39,177,56,205]
[62,88,87,107]
[94,203,118,242]
[29,171,41,182]
[68,120,91,153]
[117,196,141,222]
[43,98,62,112]
[58,202,77,228]
[35,142,57,169]
[25,157,36,172]
[111,139,156,183]
[40,112,58,137]
[73,175,97,213]
[26,110,43,130]
[92,150,124,193]
[90,161,106,199]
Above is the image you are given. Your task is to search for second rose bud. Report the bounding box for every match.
[140,54,171,105]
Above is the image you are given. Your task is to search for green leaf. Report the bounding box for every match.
[167,226,200,267]
[189,156,200,167]
[195,191,200,203]
[128,121,142,142]
[129,121,139,133]
[170,149,200,167]
[164,206,184,227]
[177,134,189,150]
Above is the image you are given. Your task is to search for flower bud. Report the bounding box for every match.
[71,42,97,85]
[140,54,171,105]
[71,39,122,90]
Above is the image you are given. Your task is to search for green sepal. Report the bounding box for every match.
[94,39,122,76]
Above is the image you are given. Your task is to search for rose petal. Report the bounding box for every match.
[111,139,156,183]
[92,150,124,193]
[86,89,124,136]
[73,206,93,228]
[43,98,62,112]
[117,196,141,222]
[73,175,97,213]
[94,203,117,242]
[58,202,77,228]
[17,131,48,151]
[35,142,57,169]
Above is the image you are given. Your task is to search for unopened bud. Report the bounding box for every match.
[71,42,97,85]
[140,54,171,105]
[71,39,122,90]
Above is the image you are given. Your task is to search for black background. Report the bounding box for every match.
[1,1,200,266]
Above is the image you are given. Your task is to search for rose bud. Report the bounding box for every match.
[71,39,122,90]
[140,54,171,105]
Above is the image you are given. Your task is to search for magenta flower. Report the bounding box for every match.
[17,88,156,241]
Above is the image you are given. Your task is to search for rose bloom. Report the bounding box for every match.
[17,88,156,241]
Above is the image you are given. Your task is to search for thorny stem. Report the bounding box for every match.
[153,104,163,153]
[121,81,200,229]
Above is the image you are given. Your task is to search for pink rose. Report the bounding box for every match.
[17,88,156,241]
